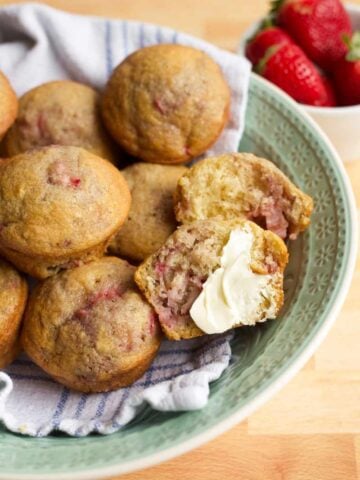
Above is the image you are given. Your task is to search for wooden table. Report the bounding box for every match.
[2,1,359,478]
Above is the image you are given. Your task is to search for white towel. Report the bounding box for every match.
[0,3,250,437]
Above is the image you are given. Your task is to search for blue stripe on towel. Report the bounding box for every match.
[145,355,226,372]
[139,23,145,48]
[52,388,70,428]
[74,394,88,419]
[93,392,111,430]
[111,388,130,429]
[134,360,218,389]
[156,26,162,44]
[142,359,155,388]
[105,20,113,76]
[172,30,178,44]
[95,392,110,419]
[122,20,129,56]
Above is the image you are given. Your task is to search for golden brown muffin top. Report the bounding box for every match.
[101,44,230,164]
[22,257,161,383]
[109,162,187,261]
[0,70,18,138]
[3,80,118,163]
[0,146,131,258]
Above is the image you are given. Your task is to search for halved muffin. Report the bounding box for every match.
[174,152,313,240]
[135,219,288,340]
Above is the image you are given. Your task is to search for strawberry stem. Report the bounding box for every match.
[270,0,286,16]
[260,16,274,29]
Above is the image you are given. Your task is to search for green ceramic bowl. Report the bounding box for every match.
[0,74,357,480]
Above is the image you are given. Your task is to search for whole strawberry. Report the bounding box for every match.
[257,42,336,106]
[246,25,293,65]
[332,32,360,106]
[272,0,352,71]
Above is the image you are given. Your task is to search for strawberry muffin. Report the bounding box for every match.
[0,259,28,369]
[0,70,18,141]
[101,44,231,164]
[21,257,162,392]
[109,163,187,261]
[174,153,313,240]
[0,146,131,279]
[135,219,288,340]
[3,81,119,163]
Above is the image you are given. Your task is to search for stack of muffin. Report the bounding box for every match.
[0,45,313,393]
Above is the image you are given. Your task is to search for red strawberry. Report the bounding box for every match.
[322,75,337,105]
[245,25,293,65]
[257,42,336,106]
[332,32,360,106]
[272,0,352,71]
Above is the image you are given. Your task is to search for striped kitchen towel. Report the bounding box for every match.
[1,333,233,437]
[0,3,249,437]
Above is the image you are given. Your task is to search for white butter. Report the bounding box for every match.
[190,226,278,334]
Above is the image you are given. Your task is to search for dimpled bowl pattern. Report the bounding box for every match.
[0,73,356,480]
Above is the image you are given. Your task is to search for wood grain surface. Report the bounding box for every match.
[1,1,359,478]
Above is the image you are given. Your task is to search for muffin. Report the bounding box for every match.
[0,70,18,141]
[0,146,131,279]
[21,257,162,392]
[109,163,187,262]
[0,259,28,369]
[174,153,314,240]
[135,219,288,340]
[101,44,231,164]
[3,80,119,164]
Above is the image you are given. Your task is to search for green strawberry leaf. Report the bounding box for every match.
[345,32,360,62]
[270,0,286,16]
[260,16,274,29]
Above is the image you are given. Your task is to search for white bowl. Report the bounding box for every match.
[238,3,360,162]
